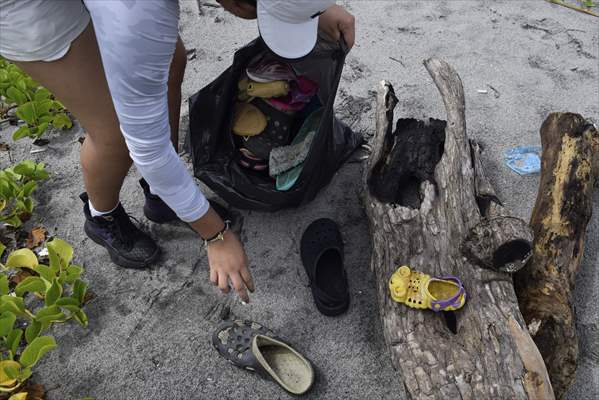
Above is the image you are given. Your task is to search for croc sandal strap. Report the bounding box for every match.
[212,320,276,376]
[430,276,466,313]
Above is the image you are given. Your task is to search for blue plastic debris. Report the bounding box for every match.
[504,146,542,175]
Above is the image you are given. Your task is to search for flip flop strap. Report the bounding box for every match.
[430,276,465,313]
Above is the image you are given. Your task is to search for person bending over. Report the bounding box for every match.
[0,0,355,302]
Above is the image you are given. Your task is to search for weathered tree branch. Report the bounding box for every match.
[363,59,553,400]
[514,113,599,399]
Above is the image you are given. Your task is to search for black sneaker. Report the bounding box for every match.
[80,193,160,269]
[139,178,235,225]
[139,178,179,224]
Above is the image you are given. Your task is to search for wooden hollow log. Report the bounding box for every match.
[362,59,553,400]
[514,113,599,399]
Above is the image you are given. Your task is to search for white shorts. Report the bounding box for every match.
[0,0,90,62]
[0,0,209,222]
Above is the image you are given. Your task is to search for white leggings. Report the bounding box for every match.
[84,0,208,222]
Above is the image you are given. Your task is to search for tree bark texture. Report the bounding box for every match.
[362,58,553,400]
[514,113,599,399]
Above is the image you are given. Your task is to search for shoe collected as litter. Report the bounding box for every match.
[388,265,466,312]
[300,218,350,316]
[232,53,321,191]
[212,320,314,395]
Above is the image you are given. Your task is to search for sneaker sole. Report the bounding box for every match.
[84,222,160,269]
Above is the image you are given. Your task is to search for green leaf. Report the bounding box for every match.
[32,163,49,181]
[35,122,49,137]
[73,309,88,327]
[7,328,23,357]
[15,276,46,297]
[38,115,53,124]
[44,279,62,306]
[15,102,36,125]
[47,238,73,272]
[0,295,25,316]
[33,88,51,101]
[1,360,20,381]
[0,215,22,228]
[0,275,8,296]
[12,125,31,141]
[25,320,41,344]
[0,242,5,258]
[9,392,28,400]
[5,248,38,270]
[22,198,32,215]
[24,76,39,90]
[52,100,65,110]
[6,86,26,105]
[72,279,88,305]
[19,336,57,368]
[36,99,53,116]
[33,264,55,283]
[20,181,37,197]
[0,311,16,337]
[65,264,83,283]
[12,160,35,177]
[15,79,27,93]
[34,305,64,324]
[51,112,72,129]
[55,297,80,313]
[20,367,32,381]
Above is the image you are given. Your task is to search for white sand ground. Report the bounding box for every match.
[0,1,597,399]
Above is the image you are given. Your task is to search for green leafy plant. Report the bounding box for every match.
[0,161,49,228]
[0,58,72,141]
[0,239,89,394]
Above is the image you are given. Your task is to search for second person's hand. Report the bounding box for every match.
[318,5,356,49]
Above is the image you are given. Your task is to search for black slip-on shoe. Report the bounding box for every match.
[81,193,160,269]
[300,218,350,316]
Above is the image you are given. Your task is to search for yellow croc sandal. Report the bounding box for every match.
[232,102,267,137]
[247,80,290,98]
[389,266,466,312]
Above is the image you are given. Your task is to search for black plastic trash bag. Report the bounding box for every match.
[186,37,362,211]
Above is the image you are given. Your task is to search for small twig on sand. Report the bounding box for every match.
[487,84,501,98]
[545,0,599,17]
[389,56,405,67]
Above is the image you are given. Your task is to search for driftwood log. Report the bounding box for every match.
[514,113,599,399]
[363,58,554,399]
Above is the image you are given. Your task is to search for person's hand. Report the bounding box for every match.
[207,230,255,303]
[318,5,355,49]
[190,207,254,302]
[216,0,257,20]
